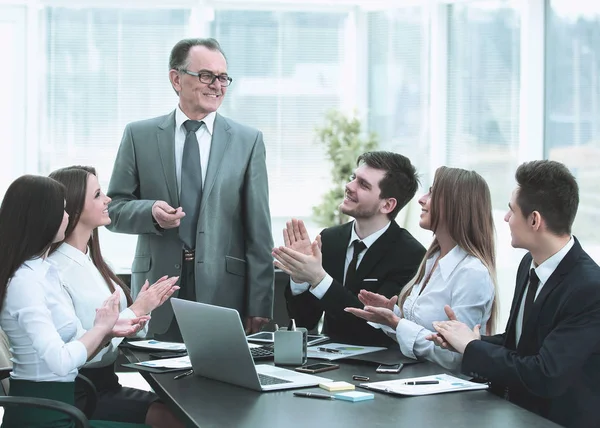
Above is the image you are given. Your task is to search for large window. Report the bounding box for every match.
[447,1,520,210]
[42,7,191,271]
[211,10,350,242]
[546,1,600,257]
[367,8,430,182]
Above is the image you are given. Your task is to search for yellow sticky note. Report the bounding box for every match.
[319,381,355,392]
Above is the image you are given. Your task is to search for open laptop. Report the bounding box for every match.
[171,298,332,391]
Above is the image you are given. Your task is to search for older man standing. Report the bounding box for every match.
[107,38,274,341]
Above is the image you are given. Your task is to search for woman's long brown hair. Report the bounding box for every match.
[49,166,133,305]
[398,166,498,333]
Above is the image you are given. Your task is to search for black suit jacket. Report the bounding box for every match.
[462,238,600,428]
[285,221,425,347]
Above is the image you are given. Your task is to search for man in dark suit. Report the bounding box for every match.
[430,160,600,428]
[274,151,426,346]
[107,38,273,340]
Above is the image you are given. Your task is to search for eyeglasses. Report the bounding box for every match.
[180,69,233,87]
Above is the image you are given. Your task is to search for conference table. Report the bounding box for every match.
[121,347,560,428]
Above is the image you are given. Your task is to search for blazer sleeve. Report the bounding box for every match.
[462,286,600,398]
[284,281,325,331]
[242,131,274,318]
[481,333,506,346]
[106,123,160,236]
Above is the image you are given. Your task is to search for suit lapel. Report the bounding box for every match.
[200,113,232,216]
[324,223,353,284]
[505,265,530,349]
[156,111,179,207]
[521,239,583,339]
[351,223,398,289]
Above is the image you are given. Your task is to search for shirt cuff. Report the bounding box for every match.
[289,279,311,296]
[120,307,137,319]
[393,305,401,316]
[395,318,425,360]
[69,340,89,369]
[309,274,333,300]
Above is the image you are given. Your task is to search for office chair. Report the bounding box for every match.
[0,328,96,428]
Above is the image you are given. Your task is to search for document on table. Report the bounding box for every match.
[127,340,186,351]
[307,343,387,361]
[360,374,489,396]
[135,355,192,369]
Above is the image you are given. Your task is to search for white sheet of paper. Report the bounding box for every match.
[136,355,191,369]
[128,340,186,351]
[307,343,387,361]
[361,374,489,396]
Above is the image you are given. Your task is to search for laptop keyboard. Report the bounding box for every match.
[258,373,293,386]
[251,344,274,360]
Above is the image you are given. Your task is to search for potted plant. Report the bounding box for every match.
[312,109,379,226]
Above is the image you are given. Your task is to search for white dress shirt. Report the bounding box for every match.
[290,221,391,299]
[48,243,147,368]
[0,258,89,381]
[515,237,574,344]
[175,105,215,194]
[373,245,495,371]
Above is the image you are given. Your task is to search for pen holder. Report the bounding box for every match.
[274,327,307,366]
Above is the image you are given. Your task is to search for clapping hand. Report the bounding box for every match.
[425,306,479,354]
[93,290,122,334]
[283,219,313,256]
[112,315,151,337]
[273,237,326,287]
[344,305,400,330]
[357,290,398,311]
[130,276,180,316]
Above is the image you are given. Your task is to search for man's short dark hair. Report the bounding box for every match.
[515,160,579,236]
[169,38,227,71]
[357,151,420,220]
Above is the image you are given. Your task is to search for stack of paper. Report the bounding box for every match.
[319,381,355,392]
[334,391,374,402]
[360,374,488,396]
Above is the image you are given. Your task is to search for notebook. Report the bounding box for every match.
[171,298,332,391]
[359,374,489,396]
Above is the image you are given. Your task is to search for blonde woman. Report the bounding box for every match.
[346,166,497,371]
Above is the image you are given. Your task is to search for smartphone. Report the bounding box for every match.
[295,362,340,374]
[246,331,274,343]
[149,351,188,359]
[376,363,404,373]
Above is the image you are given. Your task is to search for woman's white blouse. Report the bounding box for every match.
[378,245,494,371]
[0,258,88,381]
[48,243,147,368]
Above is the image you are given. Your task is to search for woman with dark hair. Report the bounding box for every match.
[48,166,182,428]
[0,175,150,428]
[346,166,497,371]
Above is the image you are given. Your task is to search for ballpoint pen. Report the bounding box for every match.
[173,369,194,380]
[403,380,439,385]
[317,347,340,354]
[293,392,334,400]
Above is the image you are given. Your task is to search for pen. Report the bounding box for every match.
[288,319,297,331]
[317,347,340,354]
[293,392,334,400]
[173,369,194,380]
[403,380,439,385]
[352,375,370,381]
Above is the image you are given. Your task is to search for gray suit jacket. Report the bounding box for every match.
[106,110,274,334]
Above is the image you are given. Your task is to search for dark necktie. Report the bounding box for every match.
[523,268,540,322]
[344,240,367,287]
[178,120,204,250]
